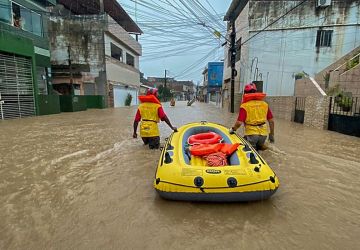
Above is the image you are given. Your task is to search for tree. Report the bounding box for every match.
[125,93,132,106]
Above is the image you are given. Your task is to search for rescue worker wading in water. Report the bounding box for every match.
[229,83,275,151]
[133,88,177,149]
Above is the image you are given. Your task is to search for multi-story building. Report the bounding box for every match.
[223,0,360,100]
[201,62,224,105]
[49,0,142,107]
[0,0,56,119]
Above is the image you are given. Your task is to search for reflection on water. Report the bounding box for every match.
[0,102,359,249]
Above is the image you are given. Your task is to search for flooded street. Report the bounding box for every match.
[1,102,359,250]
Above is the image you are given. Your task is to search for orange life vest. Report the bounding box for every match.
[242,93,266,103]
[240,93,269,136]
[138,95,161,137]
[138,95,161,105]
[189,143,240,156]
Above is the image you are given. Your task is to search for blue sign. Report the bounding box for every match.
[207,62,224,88]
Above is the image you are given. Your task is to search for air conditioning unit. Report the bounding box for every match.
[317,0,331,7]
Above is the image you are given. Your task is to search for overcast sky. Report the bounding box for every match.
[118,0,232,83]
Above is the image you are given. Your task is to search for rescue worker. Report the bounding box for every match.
[229,83,275,150]
[133,88,177,149]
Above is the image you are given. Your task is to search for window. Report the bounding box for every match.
[11,2,43,36]
[0,0,11,24]
[316,30,333,47]
[126,53,135,67]
[31,11,42,36]
[111,43,123,62]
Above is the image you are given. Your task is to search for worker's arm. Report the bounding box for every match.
[230,108,246,133]
[133,121,139,138]
[159,107,177,132]
[267,107,275,143]
[133,109,141,138]
[163,116,177,132]
[232,120,244,131]
[268,119,275,143]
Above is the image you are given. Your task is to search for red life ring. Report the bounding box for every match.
[188,132,222,145]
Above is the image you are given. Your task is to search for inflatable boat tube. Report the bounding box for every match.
[154,122,279,202]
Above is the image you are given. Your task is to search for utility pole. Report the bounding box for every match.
[230,20,236,113]
[67,45,73,95]
[164,69,167,88]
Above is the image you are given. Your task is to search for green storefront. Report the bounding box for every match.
[0,0,59,119]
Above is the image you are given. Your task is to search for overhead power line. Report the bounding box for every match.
[241,0,309,46]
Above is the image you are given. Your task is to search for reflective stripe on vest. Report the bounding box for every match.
[138,102,161,137]
[241,100,268,136]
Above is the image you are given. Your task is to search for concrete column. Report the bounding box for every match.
[304,96,330,130]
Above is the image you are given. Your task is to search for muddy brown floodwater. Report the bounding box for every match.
[0,101,360,249]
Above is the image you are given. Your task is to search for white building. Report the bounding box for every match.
[223,0,360,96]
[105,14,142,107]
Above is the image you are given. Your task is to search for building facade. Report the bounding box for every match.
[0,0,55,119]
[223,0,360,98]
[202,62,224,105]
[49,0,142,107]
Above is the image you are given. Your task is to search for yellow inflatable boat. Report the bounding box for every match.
[154,122,279,202]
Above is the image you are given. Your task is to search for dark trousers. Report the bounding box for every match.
[142,136,160,149]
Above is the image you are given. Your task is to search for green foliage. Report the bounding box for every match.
[326,84,340,96]
[346,55,359,71]
[125,93,132,106]
[337,96,353,111]
[333,91,353,112]
[158,85,173,102]
[294,72,305,80]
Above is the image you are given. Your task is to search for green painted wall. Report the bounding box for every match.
[35,53,50,67]
[59,96,87,112]
[0,29,40,115]
[0,0,55,115]
[0,29,34,57]
[85,95,107,109]
[38,95,60,115]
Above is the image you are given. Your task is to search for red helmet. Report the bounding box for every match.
[147,88,158,97]
[244,83,257,93]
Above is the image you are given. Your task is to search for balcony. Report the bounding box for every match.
[104,14,142,56]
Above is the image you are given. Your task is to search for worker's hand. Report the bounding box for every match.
[229,127,236,134]
[172,127,178,132]
[133,132,137,139]
[269,134,275,143]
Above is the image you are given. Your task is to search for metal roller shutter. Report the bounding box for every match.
[0,53,35,119]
